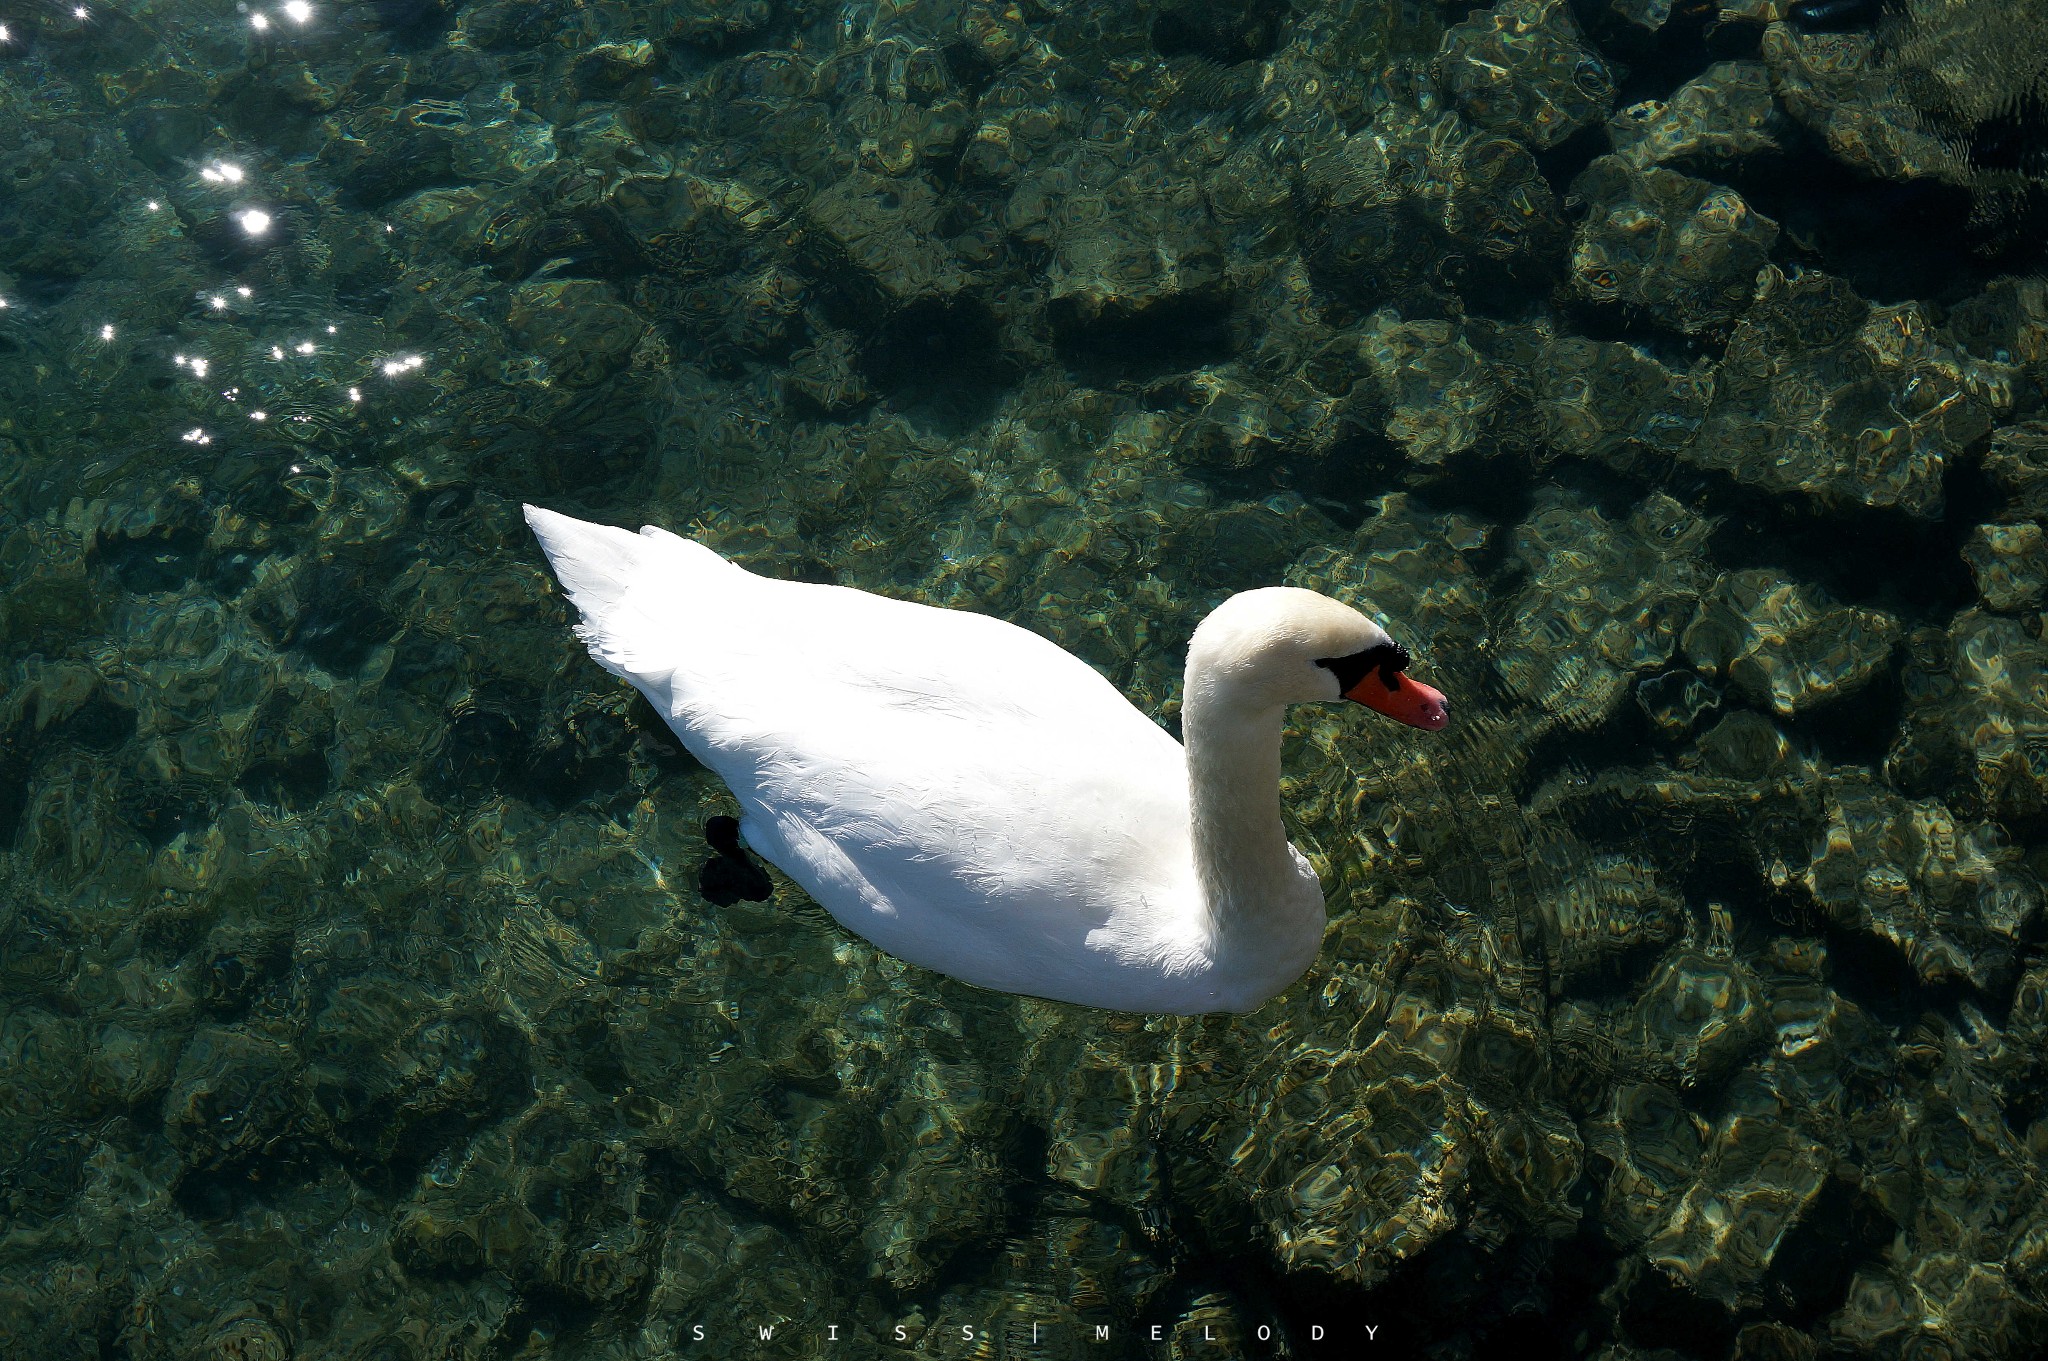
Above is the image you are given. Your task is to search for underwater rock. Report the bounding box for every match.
[1635,669,1726,741]
[1437,0,1615,150]
[1941,276,2048,423]
[1568,156,1780,334]
[1755,6,2048,253]
[0,124,132,283]
[663,0,777,46]
[1178,894,1575,1288]
[1825,1016,2048,1356]
[1962,521,2048,612]
[1982,421,2048,520]
[458,0,570,51]
[1497,490,1717,731]
[201,1311,293,1361]
[604,170,783,281]
[163,1025,300,1173]
[786,329,874,416]
[1761,20,1951,182]
[1532,334,1715,470]
[0,520,102,651]
[1348,309,1507,464]
[1619,946,1769,1091]
[302,980,529,1166]
[1298,102,1564,313]
[861,1052,1008,1292]
[722,264,809,357]
[1689,266,1994,518]
[393,1096,663,1309]
[1023,1023,1170,1215]
[504,278,648,388]
[1587,1082,1709,1253]
[1605,0,1676,33]
[1206,1006,1478,1286]
[1005,149,1230,372]
[1644,1111,1831,1308]
[1152,367,1309,469]
[640,1189,864,1350]
[1888,607,2048,826]
[1799,779,2035,990]
[1286,492,1494,666]
[1536,854,1686,991]
[804,171,975,319]
[1609,61,1792,170]
[1681,568,1899,716]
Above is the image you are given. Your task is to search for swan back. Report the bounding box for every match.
[526,506,1229,1010]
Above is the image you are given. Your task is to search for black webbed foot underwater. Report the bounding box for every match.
[699,814,774,906]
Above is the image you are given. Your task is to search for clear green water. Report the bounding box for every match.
[3,0,2047,1357]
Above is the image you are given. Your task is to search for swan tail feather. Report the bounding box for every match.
[523,504,735,678]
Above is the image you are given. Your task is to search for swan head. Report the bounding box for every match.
[1188,586,1449,731]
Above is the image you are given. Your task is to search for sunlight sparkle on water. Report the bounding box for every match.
[381,354,425,377]
[99,324,115,342]
[237,209,272,236]
[250,12,268,29]
[200,162,246,185]
[283,1,314,21]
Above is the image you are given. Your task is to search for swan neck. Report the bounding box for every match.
[1182,678,1301,953]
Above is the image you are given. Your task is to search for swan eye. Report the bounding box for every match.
[1315,642,1409,694]
[1381,641,1412,689]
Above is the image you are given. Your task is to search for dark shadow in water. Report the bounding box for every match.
[97,522,207,595]
[283,559,402,676]
[0,692,138,848]
[1765,1169,1900,1325]
[116,776,221,851]
[241,749,334,814]
[1151,0,1292,65]
[525,722,633,814]
[1190,419,1537,544]
[1155,0,1277,64]
[1590,0,1766,111]
[0,749,44,855]
[1613,1256,1740,1357]
[425,707,525,805]
[1732,153,2038,306]
[860,295,1017,435]
[365,0,459,52]
[1781,663,1905,770]
[1053,292,1240,387]
[1533,121,1613,207]
[1696,475,1982,628]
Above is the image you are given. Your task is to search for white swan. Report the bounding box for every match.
[524,506,1448,1015]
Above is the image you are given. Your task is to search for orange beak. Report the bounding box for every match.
[1345,668,1450,731]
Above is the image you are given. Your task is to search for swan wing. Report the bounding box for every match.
[525,507,1203,1002]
